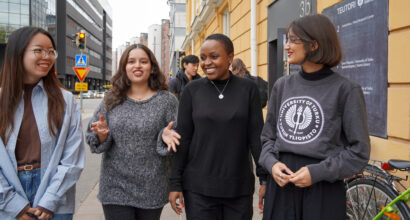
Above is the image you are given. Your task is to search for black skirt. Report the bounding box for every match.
[262,152,346,220]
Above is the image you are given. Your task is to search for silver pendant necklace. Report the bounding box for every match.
[210,79,230,99]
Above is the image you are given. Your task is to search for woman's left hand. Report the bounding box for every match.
[162,121,181,152]
[34,208,52,220]
[289,166,312,188]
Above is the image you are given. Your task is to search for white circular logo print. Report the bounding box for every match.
[277,96,324,144]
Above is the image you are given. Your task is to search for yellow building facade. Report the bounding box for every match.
[318,0,410,185]
[182,0,409,170]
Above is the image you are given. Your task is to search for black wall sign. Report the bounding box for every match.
[323,0,388,138]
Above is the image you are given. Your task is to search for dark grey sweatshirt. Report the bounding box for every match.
[259,68,370,184]
[86,90,178,209]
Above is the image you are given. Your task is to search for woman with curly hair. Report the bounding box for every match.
[85,44,180,220]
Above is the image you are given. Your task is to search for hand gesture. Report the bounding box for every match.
[289,166,312,188]
[272,162,294,187]
[169,191,184,215]
[162,121,181,152]
[91,113,110,143]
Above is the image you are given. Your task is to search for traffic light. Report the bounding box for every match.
[75,30,86,50]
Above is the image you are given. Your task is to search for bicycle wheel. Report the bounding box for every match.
[346,178,410,220]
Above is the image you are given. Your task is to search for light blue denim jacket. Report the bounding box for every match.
[0,80,85,219]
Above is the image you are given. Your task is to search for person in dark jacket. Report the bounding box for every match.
[231,58,268,108]
[169,55,201,99]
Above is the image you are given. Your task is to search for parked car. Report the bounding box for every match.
[82,90,97,99]
[96,91,105,98]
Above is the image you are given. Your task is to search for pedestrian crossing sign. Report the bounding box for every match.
[75,54,88,67]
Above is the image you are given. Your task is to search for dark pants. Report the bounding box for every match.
[102,204,163,220]
[183,190,253,220]
[262,153,346,220]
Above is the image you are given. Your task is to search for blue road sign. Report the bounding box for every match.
[75,54,88,67]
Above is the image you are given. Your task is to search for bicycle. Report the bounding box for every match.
[345,159,410,220]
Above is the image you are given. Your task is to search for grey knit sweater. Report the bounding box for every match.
[86,90,178,209]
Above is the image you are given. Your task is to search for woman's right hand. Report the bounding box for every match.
[272,162,294,187]
[169,191,184,215]
[90,113,110,143]
[18,207,37,220]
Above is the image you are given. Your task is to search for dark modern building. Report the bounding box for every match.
[0,0,112,91]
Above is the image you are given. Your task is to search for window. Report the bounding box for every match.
[9,13,20,24]
[89,49,101,59]
[90,65,101,73]
[222,8,230,36]
[0,2,8,13]
[21,14,29,25]
[0,12,8,23]
[175,12,185,27]
[9,3,20,14]
[85,0,103,19]
[191,0,194,24]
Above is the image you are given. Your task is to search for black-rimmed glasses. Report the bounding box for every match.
[32,48,58,59]
[285,37,304,44]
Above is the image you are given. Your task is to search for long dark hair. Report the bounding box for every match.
[104,44,167,110]
[0,26,64,144]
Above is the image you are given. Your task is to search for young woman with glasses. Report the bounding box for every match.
[259,14,370,219]
[0,27,85,220]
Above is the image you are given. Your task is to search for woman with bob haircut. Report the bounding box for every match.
[0,26,85,220]
[86,44,180,220]
[259,14,370,219]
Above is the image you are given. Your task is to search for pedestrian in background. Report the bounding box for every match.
[169,55,201,99]
[259,14,370,220]
[0,26,85,220]
[169,33,267,220]
[86,44,180,220]
[231,58,268,108]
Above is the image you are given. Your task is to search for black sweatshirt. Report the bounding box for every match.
[170,74,267,198]
[259,67,370,185]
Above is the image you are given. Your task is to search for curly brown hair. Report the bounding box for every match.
[104,44,168,110]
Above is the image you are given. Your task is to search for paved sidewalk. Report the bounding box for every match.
[73,182,264,220]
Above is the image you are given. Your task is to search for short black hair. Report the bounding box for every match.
[205,33,234,55]
[181,55,199,70]
[287,14,342,67]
